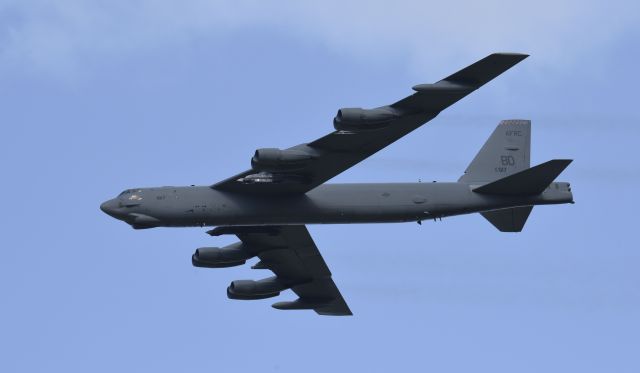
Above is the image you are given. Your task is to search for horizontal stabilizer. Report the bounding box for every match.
[481,206,533,232]
[473,159,572,196]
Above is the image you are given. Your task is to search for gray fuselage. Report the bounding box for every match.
[100,182,573,229]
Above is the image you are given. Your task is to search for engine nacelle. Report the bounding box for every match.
[333,107,400,131]
[251,148,314,172]
[227,276,288,300]
[191,242,253,268]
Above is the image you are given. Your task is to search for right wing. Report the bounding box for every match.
[213,53,528,196]
[207,225,352,316]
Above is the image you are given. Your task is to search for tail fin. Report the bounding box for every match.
[475,159,572,232]
[473,159,572,196]
[459,120,531,183]
[481,206,533,232]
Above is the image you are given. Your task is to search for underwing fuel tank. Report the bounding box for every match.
[272,298,334,310]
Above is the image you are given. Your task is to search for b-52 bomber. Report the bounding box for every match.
[100,53,573,316]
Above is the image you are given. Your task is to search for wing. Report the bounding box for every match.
[213,53,528,196]
[209,225,352,316]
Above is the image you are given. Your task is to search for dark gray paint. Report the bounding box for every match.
[100,182,572,228]
[100,53,574,315]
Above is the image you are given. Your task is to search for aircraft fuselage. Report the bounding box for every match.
[100,182,573,229]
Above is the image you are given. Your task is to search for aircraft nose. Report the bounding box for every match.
[100,199,121,218]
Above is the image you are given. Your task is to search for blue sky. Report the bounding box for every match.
[1,1,639,372]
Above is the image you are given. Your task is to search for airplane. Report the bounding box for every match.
[100,53,573,316]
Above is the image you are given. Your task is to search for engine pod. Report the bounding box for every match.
[192,242,253,268]
[227,276,289,300]
[251,148,314,172]
[333,106,401,131]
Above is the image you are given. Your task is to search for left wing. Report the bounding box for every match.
[209,225,352,316]
[213,53,528,196]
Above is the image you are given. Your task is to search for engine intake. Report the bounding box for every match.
[251,148,314,172]
[192,242,253,268]
[333,107,400,131]
[227,276,289,300]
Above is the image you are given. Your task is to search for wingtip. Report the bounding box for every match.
[491,52,530,59]
[485,53,530,65]
[436,52,530,89]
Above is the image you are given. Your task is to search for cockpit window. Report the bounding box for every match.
[119,189,143,199]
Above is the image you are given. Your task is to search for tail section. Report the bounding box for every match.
[481,206,533,232]
[462,120,574,232]
[473,159,573,196]
[459,120,530,183]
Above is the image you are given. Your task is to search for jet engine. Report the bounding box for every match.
[227,276,289,300]
[333,107,400,131]
[191,242,253,268]
[251,148,314,172]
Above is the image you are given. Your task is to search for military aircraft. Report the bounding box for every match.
[100,53,573,316]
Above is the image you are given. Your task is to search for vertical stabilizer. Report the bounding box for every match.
[459,120,531,183]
